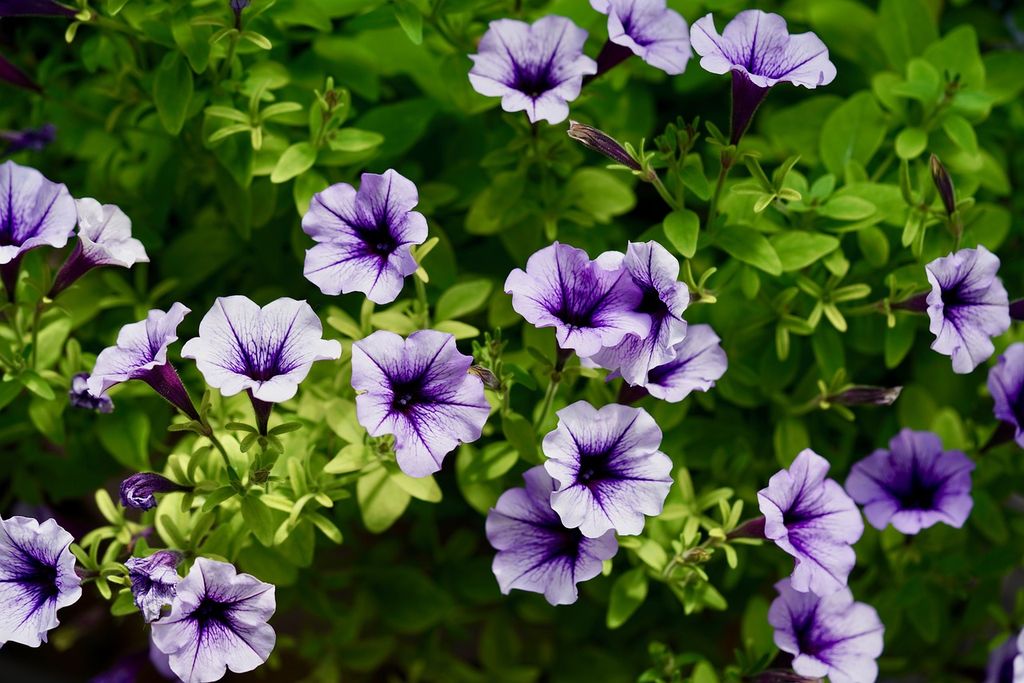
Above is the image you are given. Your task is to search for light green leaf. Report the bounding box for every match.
[606,568,648,629]
[271,142,318,183]
[770,232,839,271]
[663,209,700,258]
[715,226,782,276]
[153,53,194,135]
[357,466,411,533]
[435,280,493,321]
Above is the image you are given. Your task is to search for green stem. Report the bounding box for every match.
[533,350,570,430]
[647,170,681,211]
[414,276,430,329]
[30,301,43,369]
[205,430,243,489]
[707,156,733,227]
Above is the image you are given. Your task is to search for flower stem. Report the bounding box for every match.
[30,301,43,369]
[414,275,430,329]
[204,430,243,489]
[707,154,733,227]
[647,169,681,211]
[534,348,571,430]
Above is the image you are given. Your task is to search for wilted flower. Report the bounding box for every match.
[769,578,884,683]
[985,629,1024,683]
[845,429,974,535]
[351,330,490,477]
[567,121,641,171]
[0,123,56,153]
[505,242,650,358]
[486,466,618,605]
[49,198,149,298]
[302,170,428,305]
[0,515,82,648]
[69,373,114,413]
[588,241,689,385]
[925,246,1010,374]
[690,10,836,144]
[88,303,199,421]
[543,401,673,537]
[126,551,182,623]
[641,324,728,402]
[988,343,1024,449]
[151,558,276,683]
[590,0,691,75]
[758,449,863,595]
[469,16,597,125]
[120,473,190,511]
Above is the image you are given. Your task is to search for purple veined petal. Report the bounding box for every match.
[845,428,975,535]
[88,303,191,396]
[486,466,618,605]
[758,449,863,595]
[120,473,190,511]
[988,343,1024,449]
[591,0,692,75]
[469,16,598,125]
[0,515,82,648]
[643,324,728,402]
[125,550,182,624]
[0,160,76,266]
[543,400,673,537]
[301,169,428,305]
[69,372,114,413]
[351,329,491,477]
[984,629,1024,683]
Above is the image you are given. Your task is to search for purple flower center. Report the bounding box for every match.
[577,447,617,485]
[940,283,966,309]
[892,470,938,511]
[636,286,668,317]
[389,374,428,413]
[192,595,231,627]
[354,218,398,258]
[793,610,825,657]
[15,554,59,608]
[511,64,557,98]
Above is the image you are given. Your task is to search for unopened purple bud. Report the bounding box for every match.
[119,473,190,511]
[930,154,956,217]
[832,385,902,407]
[567,121,641,172]
[230,0,249,26]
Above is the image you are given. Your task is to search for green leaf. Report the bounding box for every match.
[663,209,700,258]
[435,280,493,321]
[770,232,839,271]
[715,226,782,276]
[876,0,938,71]
[393,0,423,45]
[565,168,636,223]
[357,466,411,533]
[819,92,888,178]
[819,196,877,221]
[97,409,151,471]
[325,444,369,474]
[29,395,64,444]
[293,170,327,216]
[432,320,479,339]
[941,114,978,155]
[19,370,54,400]
[271,142,318,183]
[606,568,648,629]
[329,128,385,152]
[153,53,194,135]
[773,417,809,468]
[895,127,928,159]
[884,315,916,368]
[857,226,890,267]
[390,470,442,502]
[241,495,278,546]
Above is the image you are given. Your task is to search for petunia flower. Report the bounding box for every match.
[69,372,114,413]
[758,449,863,596]
[468,16,597,125]
[543,401,673,537]
[0,515,82,648]
[690,10,836,144]
[988,343,1024,449]
[587,241,689,385]
[925,246,1010,374]
[48,198,149,299]
[486,466,618,605]
[985,629,1024,683]
[151,557,275,683]
[590,0,691,76]
[769,578,884,683]
[125,550,182,623]
[845,429,974,535]
[351,329,490,478]
[302,169,428,305]
[120,473,190,511]
[505,242,650,358]
[88,303,199,421]
[0,160,76,300]
[641,324,728,402]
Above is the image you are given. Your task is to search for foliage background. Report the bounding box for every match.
[1,0,1024,680]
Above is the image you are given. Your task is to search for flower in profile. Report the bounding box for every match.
[0,515,82,648]
[588,241,689,385]
[690,10,836,144]
[769,578,884,683]
[543,401,672,537]
[126,551,182,623]
[351,330,490,477]
[641,324,727,402]
[302,170,428,305]
[151,558,275,683]
[925,246,1010,374]
[590,0,691,75]
[505,242,650,358]
[88,303,199,421]
[845,429,974,535]
[988,343,1024,449]
[985,629,1024,683]
[69,372,114,413]
[758,449,863,596]
[486,466,618,605]
[0,123,56,154]
[49,198,149,298]
[468,16,597,125]
[120,473,190,511]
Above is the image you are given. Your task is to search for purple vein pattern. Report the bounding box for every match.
[642,324,728,402]
[0,160,76,266]
[119,473,187,511]
[590,0,692,75]
[988,343,1024,449]
[126,551,182,623]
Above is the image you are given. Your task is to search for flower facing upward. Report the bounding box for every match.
[758,449,863,596]
[845,429,975,535]
[505,242,650,358]
[590,0,692,75]
[302,170,428,305]
[769,578,884,683]
[642,324,728,402]
[486,466,618,605]
[351,330,491,478]
[0,515,82,648]
[925,246,1010,374]
[469,16,597,125]
[125,551,182,623]
[988,343,1024,449]
[543,401,673,537]
[151,558,275,683]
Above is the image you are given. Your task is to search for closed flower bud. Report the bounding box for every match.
[930,153,957,216]
[469,365,501,391]
[567,121,642,171]
[119,473,190,511]
[832,385,902,407]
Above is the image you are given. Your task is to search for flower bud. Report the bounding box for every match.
[930,154,956,216]
[468,365,501,391]
[567,121,641,171]
[119,473,190,511]
[832,385,903,407]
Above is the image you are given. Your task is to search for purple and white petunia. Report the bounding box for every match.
[690,10,836,144]
[48,198,149,299]
[302,170,428,305]
[469,16,597,125]
[543,401,673,537]
[588,241,689,385]
[590,0,691,75]
[758,449,863,596]
[988,343,1024,449]
[769,578,884,683]
[69,372,114,413]
[351,329,490,478]
[125,550,181,623]
[120,473,189,511]
[151,557,275,683]
[505,242,650,358]
[88,303,199,421]
[985,629,1024,683]
[0,515,82,648]
[486,466,618,605]
[845,429,974,535]
[642,324,728,402]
